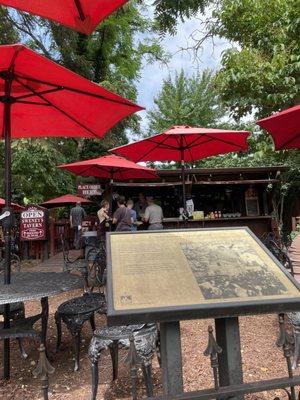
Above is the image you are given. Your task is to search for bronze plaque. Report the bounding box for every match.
[107,228,300,325]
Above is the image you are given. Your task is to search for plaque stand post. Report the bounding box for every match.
[160,321,183,395]
[215,317,244,400]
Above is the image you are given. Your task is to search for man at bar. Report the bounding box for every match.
[70,201,86,249]
[143,196,163,230]
[112,195,132,232]
[134,192,147,220]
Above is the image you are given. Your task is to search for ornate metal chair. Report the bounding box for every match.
[0,301,28,359]
[88,323,158,400]
[60,234,88,273]
[55,292,106,371]
[55,241,107,371]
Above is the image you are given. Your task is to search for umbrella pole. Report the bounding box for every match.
[109,173,114,229]
[3,76,13,379]
[181,159,187,227]
[180,139,187,227]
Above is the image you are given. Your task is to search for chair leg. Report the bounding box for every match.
[293,330,300,369]
[109,340,119,381]
[90,313,96,332]
[91,361,99,400]
[142,363,154,397]
[55,312,62,352]
[74,332,81,372]
[17,338,28,360]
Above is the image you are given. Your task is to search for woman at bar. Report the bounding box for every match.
[97,199,110,241]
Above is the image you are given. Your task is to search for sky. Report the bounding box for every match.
[135,12,232,133]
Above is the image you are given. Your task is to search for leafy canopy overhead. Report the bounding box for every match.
[214,0,300,119]
[148,69,225,133]
[0,2,165,203]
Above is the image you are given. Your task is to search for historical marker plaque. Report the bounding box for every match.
[107,228,300,325]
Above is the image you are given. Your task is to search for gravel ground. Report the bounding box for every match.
[0,290,295,400]
[0,258,297,400]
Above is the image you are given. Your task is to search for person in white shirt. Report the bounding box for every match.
[143,196,163,230]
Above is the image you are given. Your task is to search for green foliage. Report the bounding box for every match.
[148,69,225,133]
[152,0,210,34]
[6,139,76,204]
[213,0,300,119]
[0,2,165,203]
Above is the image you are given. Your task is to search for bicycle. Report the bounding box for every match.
[0,241,21,274]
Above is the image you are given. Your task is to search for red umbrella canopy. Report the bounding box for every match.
[256,105,300,150]
[0,0,129,35]
[110,125,250,162]
[0,44,142,139]
[59,154,158,180]
[0,198,24,211]
[41,194,93,208]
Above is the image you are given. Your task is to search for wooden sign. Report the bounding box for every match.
[107,227,300,325]
[77,184,103,197]
[20,205,47,241]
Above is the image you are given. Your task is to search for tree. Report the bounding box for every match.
[152,0,210,34]
[0,2,166,202]
[148,69,225,133]
[212,0,300,119]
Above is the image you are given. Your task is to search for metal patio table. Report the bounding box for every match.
[0,271,83,379]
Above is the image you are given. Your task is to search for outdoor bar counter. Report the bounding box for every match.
[162,216,273,237]
[112,166,286,238]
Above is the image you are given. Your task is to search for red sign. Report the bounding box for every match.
[77,184,103,197]
[20,205,47,241]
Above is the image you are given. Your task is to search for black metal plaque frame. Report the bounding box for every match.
[106,227,300,326]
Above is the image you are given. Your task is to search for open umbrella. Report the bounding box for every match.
[256,105,300,150]
[41,194,93,208]
[0,198,24,211]
[0,0,129,34]
[0,43,142,379]
[59,154,158,212]
[110,125,250,215]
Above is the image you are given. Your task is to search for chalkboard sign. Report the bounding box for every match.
[245,197,260,216]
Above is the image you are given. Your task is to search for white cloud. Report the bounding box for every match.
[135,12,231,133]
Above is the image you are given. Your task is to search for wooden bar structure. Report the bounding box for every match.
[113,166,287,239]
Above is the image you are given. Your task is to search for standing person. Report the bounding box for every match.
[70,201,86,249]
[127,199,137,231]
[134,192,147,220]
[112,196,132,232]
[143,196,164,230]
[97,200,110,240]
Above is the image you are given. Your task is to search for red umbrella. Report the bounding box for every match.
[256,105,300,150]
[59,154,158,213]
[0,43,142,379]
[0,0,129,34]
[0,198,24,211]
[59,154,158,180]
[41,194,93,208]
[110,125,249,214]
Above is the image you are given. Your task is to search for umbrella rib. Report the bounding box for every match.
[14,87,64,101]
[182,135,194,162]
[14,73,139,108]
[136,135,177,162]
[74,0,86,21]
[278,132,300,149]
[14,76,100,138]
[203,133,246,149]
[17,100,51,106]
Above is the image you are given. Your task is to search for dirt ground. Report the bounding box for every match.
[0,260,297,399]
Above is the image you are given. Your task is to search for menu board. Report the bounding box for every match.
[107,228,300,325]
